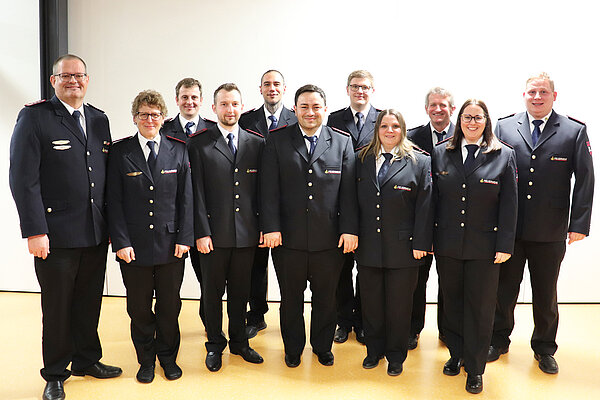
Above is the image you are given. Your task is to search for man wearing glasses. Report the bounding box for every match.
[327,70,379,345]
[161,78,216,329]
[9,54,121,400]
[239,70,297,339]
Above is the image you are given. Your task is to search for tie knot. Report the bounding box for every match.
[532,119,544,127]
[382,152,393,162]
[147,140,156,151]
[227,132,235,141]
[186,121,195,129]
[268,115,277,123]
[356,112,364,120]
[465,144,478,155]
[304,135,317,144]
[72,110,81,119]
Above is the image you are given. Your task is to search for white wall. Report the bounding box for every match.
[2,0,598,302]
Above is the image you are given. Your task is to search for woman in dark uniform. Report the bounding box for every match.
[106,90,193,383]
[356,109,433,376]
[432,99,517,394]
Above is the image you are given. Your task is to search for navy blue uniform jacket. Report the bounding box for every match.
[408,122,455,154]
[495,111,594,241]
[432,141,518,259]
[261,124,358,251]
[9,96,111,247]
[239,105,297,136]
[327,105,379,151]
[356,150,433,268]
[161,113,216,142]
[187,125,265,248]
[106,133,193,266]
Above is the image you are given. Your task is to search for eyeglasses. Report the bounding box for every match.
[136,112,163,120]
[461,114,486,123]
[348,84,372,92]
[54,73,88,82]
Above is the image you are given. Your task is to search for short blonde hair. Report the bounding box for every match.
[526,72,555,92]
[131,90,168,117]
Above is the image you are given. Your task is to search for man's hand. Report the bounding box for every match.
[494,252,511,264]
[117,247,136,263]
[28,234,50,259]
[196,236,214,254]
[263,232,282,248]
[413,250,427,259]
[174,244,190,258]
[338,234,358,253]
[568,232,586,245]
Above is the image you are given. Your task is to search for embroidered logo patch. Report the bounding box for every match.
[550,156,568,162]
[480,179,498,185]
[161,169,177,174]
[126,172,142,177]
[246,169,258,173]
[324,169,341,174]
[393,185,412,191]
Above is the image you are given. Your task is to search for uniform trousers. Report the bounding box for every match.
[410,254,444,337]
[358,265,419,363]
[247,246,270,326]
[35,241,108,382]
[492,239,566,355]
[201,247,256,353]
[437,256,500,375]
[272,247,344,356]
[188,246,207,326]
[336,253,362,330]
[120,260,184,367]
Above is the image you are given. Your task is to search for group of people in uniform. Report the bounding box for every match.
[9,54,594,400]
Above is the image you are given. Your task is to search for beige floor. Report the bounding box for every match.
[1,292,599,400]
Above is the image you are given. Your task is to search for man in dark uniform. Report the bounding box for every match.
[161,77,216,327]
[406,87,456,349]
[9,54,121,400]
[188,83,265,372]
[489,73,594,374]
[239,70,297,338]
[326,70,379,345]
[262,84,359,368]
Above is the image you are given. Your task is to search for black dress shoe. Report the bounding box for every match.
[443,357,463,376]
[466,374,483,394]
[162,362,182,380]
[314,351,334,366]
[72,361,122,379]
[136,365,155,383]
[408,334,419,350]
[284,353,301,368]
[387,361,403,376]
[43,381,65,400]
[206,351,222,372]
[246,321,267,339]
[362,355,382,369]
[534,353,559,374]
[487,345,508,362]
[355,328,366,345]
[333,326,349,343]
[231,347,264,364]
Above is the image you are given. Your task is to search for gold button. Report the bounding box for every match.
[90,182,95,188]
[527,194,532,199]
[494,227,498,231]
[149,199,154,204]
[308,182,313,186]
[376,192,380,196]
[235,207,240,212]
[235,194,240,199]
[461,197,466,202]
[530,168,534,173]
[47,208,52,213]
[234,168,239,173]
[88,166,92,171]
[86,151,90,156]
[149,186,154,190]
[532,155,536,159]
[308,195,313,200]
[529,181,533,186]
[377,228,381,233]
[308,169,313,174]
[460,222,465,227]
[376,217,380,221]
[149,224,154,229]
[461,210,465,214]
[235,181,239,186]
[90,198,94,203]
[462,184,466,188]
[376,204,380,208]
[149,212,153,216]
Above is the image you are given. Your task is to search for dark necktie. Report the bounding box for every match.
[227,132,237,157]
[185,121,195,137]
[532,119,543,147]
[356,112,364,133]
[304,135,318,157]
[463,144,478,172]
[268,115,278,131]
[377,153,393,186]
[72,110,86,140]
[147,141,157,177]
[434,130,445,143]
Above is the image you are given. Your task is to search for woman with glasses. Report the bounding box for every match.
[106,90,193,383]
[432,99,517,394]
[355,109,433,376]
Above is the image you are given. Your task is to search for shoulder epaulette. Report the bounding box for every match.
[498,139,514,149]
[407,124,425,132]
[204,118,217,125]
[412,145,430,156]
[189,128,209,138]
[241,108,257,115]
[269,125,288,134]
[329,108,346,115]
[568,116,586,125]
[246,128,264,138]
[112,135,135,144]
[25,99,47,107]
[330,126,350,136]
[166,135,186,144]
[436,136,452,145]
[355,144,368,152]
[86,103,105,113]
[498,113,516,121]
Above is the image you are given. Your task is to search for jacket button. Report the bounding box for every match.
[235,194,240,199]
[149,224,154,229]
[88,166,92,171]
[460,222,465,227]
[90,182,95,188]
[494,227,498,231]
[462,183,466,188]
[376,204,380,208]
[530,168,534,173]
[377,228,381,233]
[308,182,313,186]
[531,155,536,159]
[529,181,533,186]
[47,208,52,213]
[235,207,240,212]
[149,199,154,204]
[234,168,239,173]
[308,195,313,200]
[235,181,239,186]
[461,197,466,202]
[527,194,532,199]
[149,186,154,190]
[461,210,465,214]
[308,169,313,174]
[149,212,153,216]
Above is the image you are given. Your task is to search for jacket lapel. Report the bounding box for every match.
[465,146,488,176]
[211,127,235,164]
[449,148,466,179]
[516,112,534,150]
[380,156,408,187]
[51,96,86,146]
[292,126,309,163]
[535,111,559,148]
[343,108,359,142]
[309,127,331,166]
[154,134,175,177]
[125,133,153,181]
[235,129,250,165]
